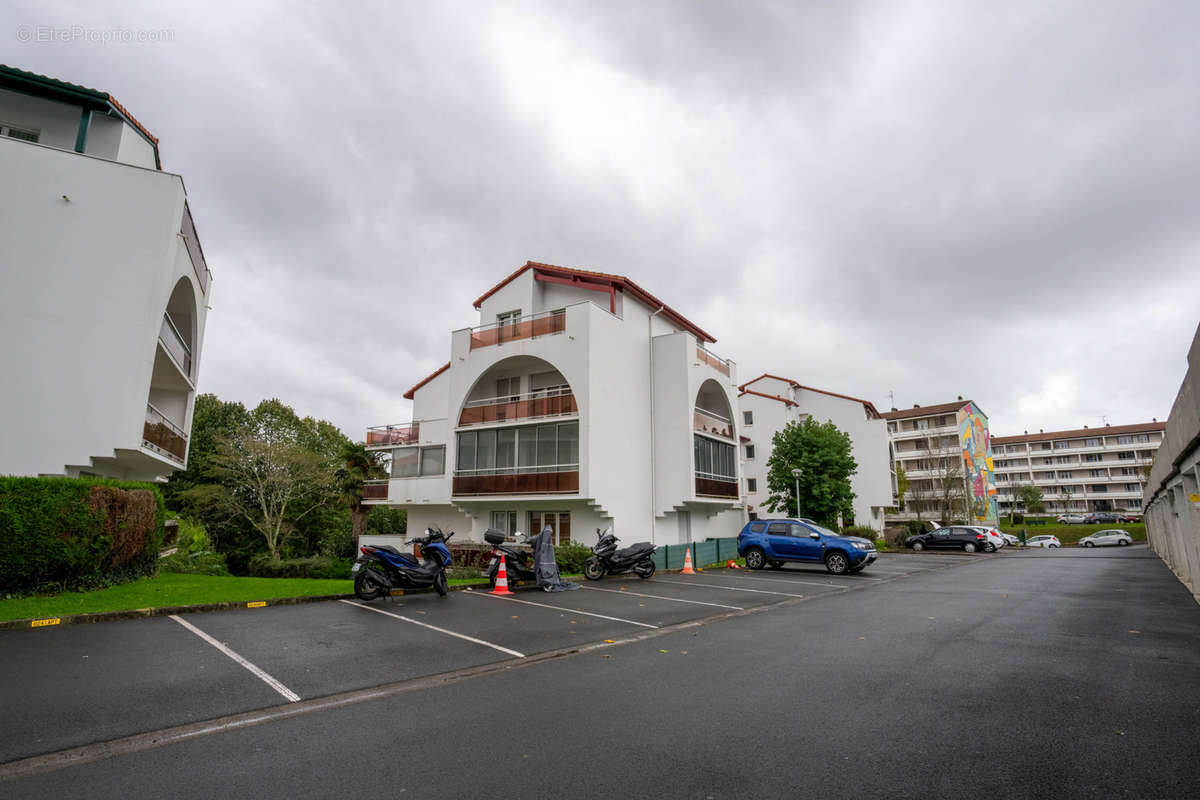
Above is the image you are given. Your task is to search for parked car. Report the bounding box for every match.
[1079,529,1133,547]
[1056,514,1087,524]
[1026,535,1061,548]
[1114,513,1138,523]
[737,518,877,575]
[998,531,1020,546]
[967,526,1006,552]
[905,526,990,553]
[1084,512,1120,524]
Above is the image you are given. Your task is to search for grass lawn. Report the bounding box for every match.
[995,521,1146,546]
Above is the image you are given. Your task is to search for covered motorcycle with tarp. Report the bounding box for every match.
[532,524,579,592]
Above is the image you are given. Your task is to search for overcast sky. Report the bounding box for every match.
[8,0,1198,438]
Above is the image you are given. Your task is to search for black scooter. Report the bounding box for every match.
[483,528,536,589]
[352,527,454,600]
[583,527,656,580]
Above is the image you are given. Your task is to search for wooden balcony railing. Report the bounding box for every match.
[452,469,579,496]
[696,346,731,377]
[362,480,389,500]
[695,475,738,499]
[693,407,734,440]
[160,313,192,376]
[459,387,577,426]
[366,422,420,447]
[143,404,187,464]
[469,309,565,349]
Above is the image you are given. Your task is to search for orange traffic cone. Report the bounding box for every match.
[490,554,514,595]
[681,548,696,575]
[727,559,741,570]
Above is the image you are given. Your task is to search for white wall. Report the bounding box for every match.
[0,87,79,150]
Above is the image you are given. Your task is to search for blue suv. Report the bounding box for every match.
[737,518,877,575]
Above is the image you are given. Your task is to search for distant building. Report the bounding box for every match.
[882,399,997,525]
[362,262,744,546]
[0,65,211,480]
[737,375,892,532]
[992,422,1165,515]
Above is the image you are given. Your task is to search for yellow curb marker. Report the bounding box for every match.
[247,601,267,608]
[31,618,61,628]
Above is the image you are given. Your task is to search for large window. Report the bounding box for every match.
[455,422,579,475]
[393,445,445,477]
[694,435,736,480]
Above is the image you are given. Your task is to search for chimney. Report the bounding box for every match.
[1105,423,1110,427]
[1023,430,1028,435]
[1153,417,1157,422]
[890,407,897,412]
[1039,429,1043,433]
[957,395,963,401]
[1084,425,1088,429]
[913,404,920,408]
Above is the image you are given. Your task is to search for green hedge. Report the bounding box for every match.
[247,554,353,579]
[0,476,166,595]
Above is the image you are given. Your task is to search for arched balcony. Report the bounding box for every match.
[694,379,738,499]
[143,277,196,464]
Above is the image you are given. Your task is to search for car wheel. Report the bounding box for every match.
[1083,541,1094,548]
[1118,539,1130,546]
[911,541,925,552]
[825,551,850,575]
[963,542,977,553]
[985,543,996,553]
[768,560,784,569]
[1050,544,1060,548]
[745,548,767,570]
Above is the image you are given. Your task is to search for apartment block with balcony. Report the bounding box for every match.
[737,375,893,533]
[362,261,744,548]
[883,398,998,525]
[991,421,1165,515]
[0,65,211,480]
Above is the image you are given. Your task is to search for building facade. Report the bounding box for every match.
[737,375,893,533]
[991,422,1165,515]
[362,262,745,547]
[883,399,997,525]
[0,65,211,480]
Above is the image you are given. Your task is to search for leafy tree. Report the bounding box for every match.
[763,418,857,527]
[895,464,909,512]
[336,441,389,540]
[367,507,408,536]
[1018,485,1044,515]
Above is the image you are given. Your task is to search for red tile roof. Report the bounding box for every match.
[992,421,1165,445]
[472,261,716,344]
[880,401,973,421]
[738,388,796,407]
[739,374,881,418]
[403,361,450,400]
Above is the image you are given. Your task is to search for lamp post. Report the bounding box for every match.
[792,467,802,519]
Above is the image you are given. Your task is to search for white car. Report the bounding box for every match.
[968,526,1006,552]
[1079,529,1133,548]
[1057,514,1087,524]
[998,531,1020,546]
[1026,535,1061,548]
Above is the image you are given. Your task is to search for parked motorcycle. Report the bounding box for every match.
[352,526,454,600]
[483,528,536,588]
[583,527,656,580]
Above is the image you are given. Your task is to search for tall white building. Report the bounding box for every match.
[363,262,745,546]
[737,375,893,533]
[992,422,1165,515]
[0,65,211,480]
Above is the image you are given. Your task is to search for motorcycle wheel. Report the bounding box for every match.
[434,571,448,597]
[354,570,386,601]
[583,557,605,581]
[633,560,655,579]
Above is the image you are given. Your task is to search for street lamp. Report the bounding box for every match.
[792,467,802,519]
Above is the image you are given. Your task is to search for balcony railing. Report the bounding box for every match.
[696,474,738,498]
[143,404,187,464]
[159,313,192,376]
[362,479,389,500]
[694,407,734,440]
[459,386,577,427]
[181,202,211,294]
[452,467,579,496]
[696,346,731,377]
[366,422,420,448]
[469,309,565,349]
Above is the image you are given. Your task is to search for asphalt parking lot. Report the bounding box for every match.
[0,551,966,766]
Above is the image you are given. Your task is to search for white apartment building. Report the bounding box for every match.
[883,399,998,525]
[992,422,1165,515]
[737,375,892,533]
[0,65,211,480]
[362,262,745,547]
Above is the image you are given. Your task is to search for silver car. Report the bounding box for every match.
[1026,535,1061,548]
[1079,529,1133,548]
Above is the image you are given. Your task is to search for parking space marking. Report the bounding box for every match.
[470,593,659,629]
[169,615,300,703]
[689,573,848,590]
[580,585,744,610]
[654,578,816,598]
[339,600,526,658]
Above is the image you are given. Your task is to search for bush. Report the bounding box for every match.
[0,476,165,595]
[367,507,407,536]
[1010,513,1025,523]
[905,520,927,537]
[159,551,231,576]
[840,525,877,539]
[247,554,352,579]
[555,541,592,574]
[175,518,213,555]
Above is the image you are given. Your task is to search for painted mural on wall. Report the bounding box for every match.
[957,403,998,523]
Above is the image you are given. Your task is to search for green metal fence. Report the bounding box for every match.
[651,537,740,570]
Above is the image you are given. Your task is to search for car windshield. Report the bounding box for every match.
[802,521,839,537]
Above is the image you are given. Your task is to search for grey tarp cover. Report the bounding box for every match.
[533,525,579,592]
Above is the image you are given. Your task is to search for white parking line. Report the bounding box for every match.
[580,585,743,610]
[654,578,815,598]
[470,592,659,629]
[340,600,525,658]
[170,615,300,703]
[690,572,848,589]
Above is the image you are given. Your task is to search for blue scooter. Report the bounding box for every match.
[353,526,454,600]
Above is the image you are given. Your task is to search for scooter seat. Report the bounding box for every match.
[372,545,402,555]
[615,543,654,560]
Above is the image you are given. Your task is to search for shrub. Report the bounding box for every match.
[0,476,165,595]
[555,541,592,574]
[1010,513,1025,523]
[840,525,877,539]
[160,550,231,576]
[247,554,352,579]
[905,520,926,537]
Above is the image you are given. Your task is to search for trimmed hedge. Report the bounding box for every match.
[0,476,166,595]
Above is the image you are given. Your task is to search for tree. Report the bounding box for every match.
[1018,485,1044,515]
[336,441,388,540]
[895,464,909,513]
[763,418,857,527]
